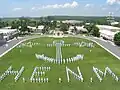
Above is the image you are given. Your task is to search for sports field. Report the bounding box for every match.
[0,37,120,90]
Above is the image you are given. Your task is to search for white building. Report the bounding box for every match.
[53,31,64,36]
[38,25,44,30]
[0,29,18,41]
[27,26,36,30]
[85,23,91,25]
[36,25,45,33]
[68,26,87,34]
[111,22,119,26]
[4,26,12,29]
[96,25,120,41]
[76,26,88,32]
[30,25,45,33]
[62,20,83,24]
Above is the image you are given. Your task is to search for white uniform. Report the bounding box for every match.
[59,78,62,83]
[90,77,93,82]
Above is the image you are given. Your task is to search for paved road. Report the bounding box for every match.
[0,35,120,60]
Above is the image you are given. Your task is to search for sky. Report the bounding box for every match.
[0,0,120,17]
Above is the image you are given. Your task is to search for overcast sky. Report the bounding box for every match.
[0,0,120,17]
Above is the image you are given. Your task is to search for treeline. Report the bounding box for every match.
[2,16,120,25]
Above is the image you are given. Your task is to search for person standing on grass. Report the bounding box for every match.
[59,78,62,83]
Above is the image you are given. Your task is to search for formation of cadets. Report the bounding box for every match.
[15,66,24,82]
[93,66,119,82]
[47,44,71,47]
[36,54,84,64]
[0,66,24,82]
[74,42,94,48]
[17,42,41,48]
[104,67,119,82]
[66,66,83,82]
[30,67,51,83]
[0,66,120,83]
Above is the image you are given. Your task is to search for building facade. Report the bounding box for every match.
[96,25,120,41]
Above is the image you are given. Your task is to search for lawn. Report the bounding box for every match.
[0,37,120,90]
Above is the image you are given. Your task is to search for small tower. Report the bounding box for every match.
[106,12,115,25]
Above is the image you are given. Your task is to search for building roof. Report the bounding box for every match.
[85,23,90,25]
[38,25,44,30]
[96,25,120,30]
[76,26,88,32]
[100,30,115,36]
[0,29,17,34]
[62,20,83,24]
[4,26,11,29]
[27,26,36,30]
[69,26,74,30]
[69,26,88,32]
[111,22,119,25]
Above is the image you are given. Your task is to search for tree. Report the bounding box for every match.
[19,22,29,33]
[91,25,100,37]
[18,18,30,34]
[74,26,78,34]
[11,21,18,29]
[42,25,49,34]
[0,19,4,28]
[114,32,120,46]
[84,24,92,33]
[84,24,100,37]
[3,21,9,27]
[60,23,68,32]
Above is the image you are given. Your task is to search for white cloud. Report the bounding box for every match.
[107,0,120,5]
[85,4,93,8]
[71,1,79,7]
[31,1,79,10]
[31,7,36,10]
[31,7,39,11]
[13,8,22,11]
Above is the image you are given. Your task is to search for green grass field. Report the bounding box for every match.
[0,37,120,90]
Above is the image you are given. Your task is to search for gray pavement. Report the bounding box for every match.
[0,38,22,56]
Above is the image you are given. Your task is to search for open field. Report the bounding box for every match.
[0,37,120,90]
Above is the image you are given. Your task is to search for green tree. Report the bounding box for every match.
[52,20,57,29]
[18,17,30,34]
[60,23,68,32]
[0,19,4,28]
[114,32,120,46]
[84,24,92,33]
[84,24,100,37]
[42,25,49,34]
[11,21,17,29]
[91,25,100,37]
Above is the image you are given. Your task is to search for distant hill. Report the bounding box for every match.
[1,16,120,22]
[47,16,106,21]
